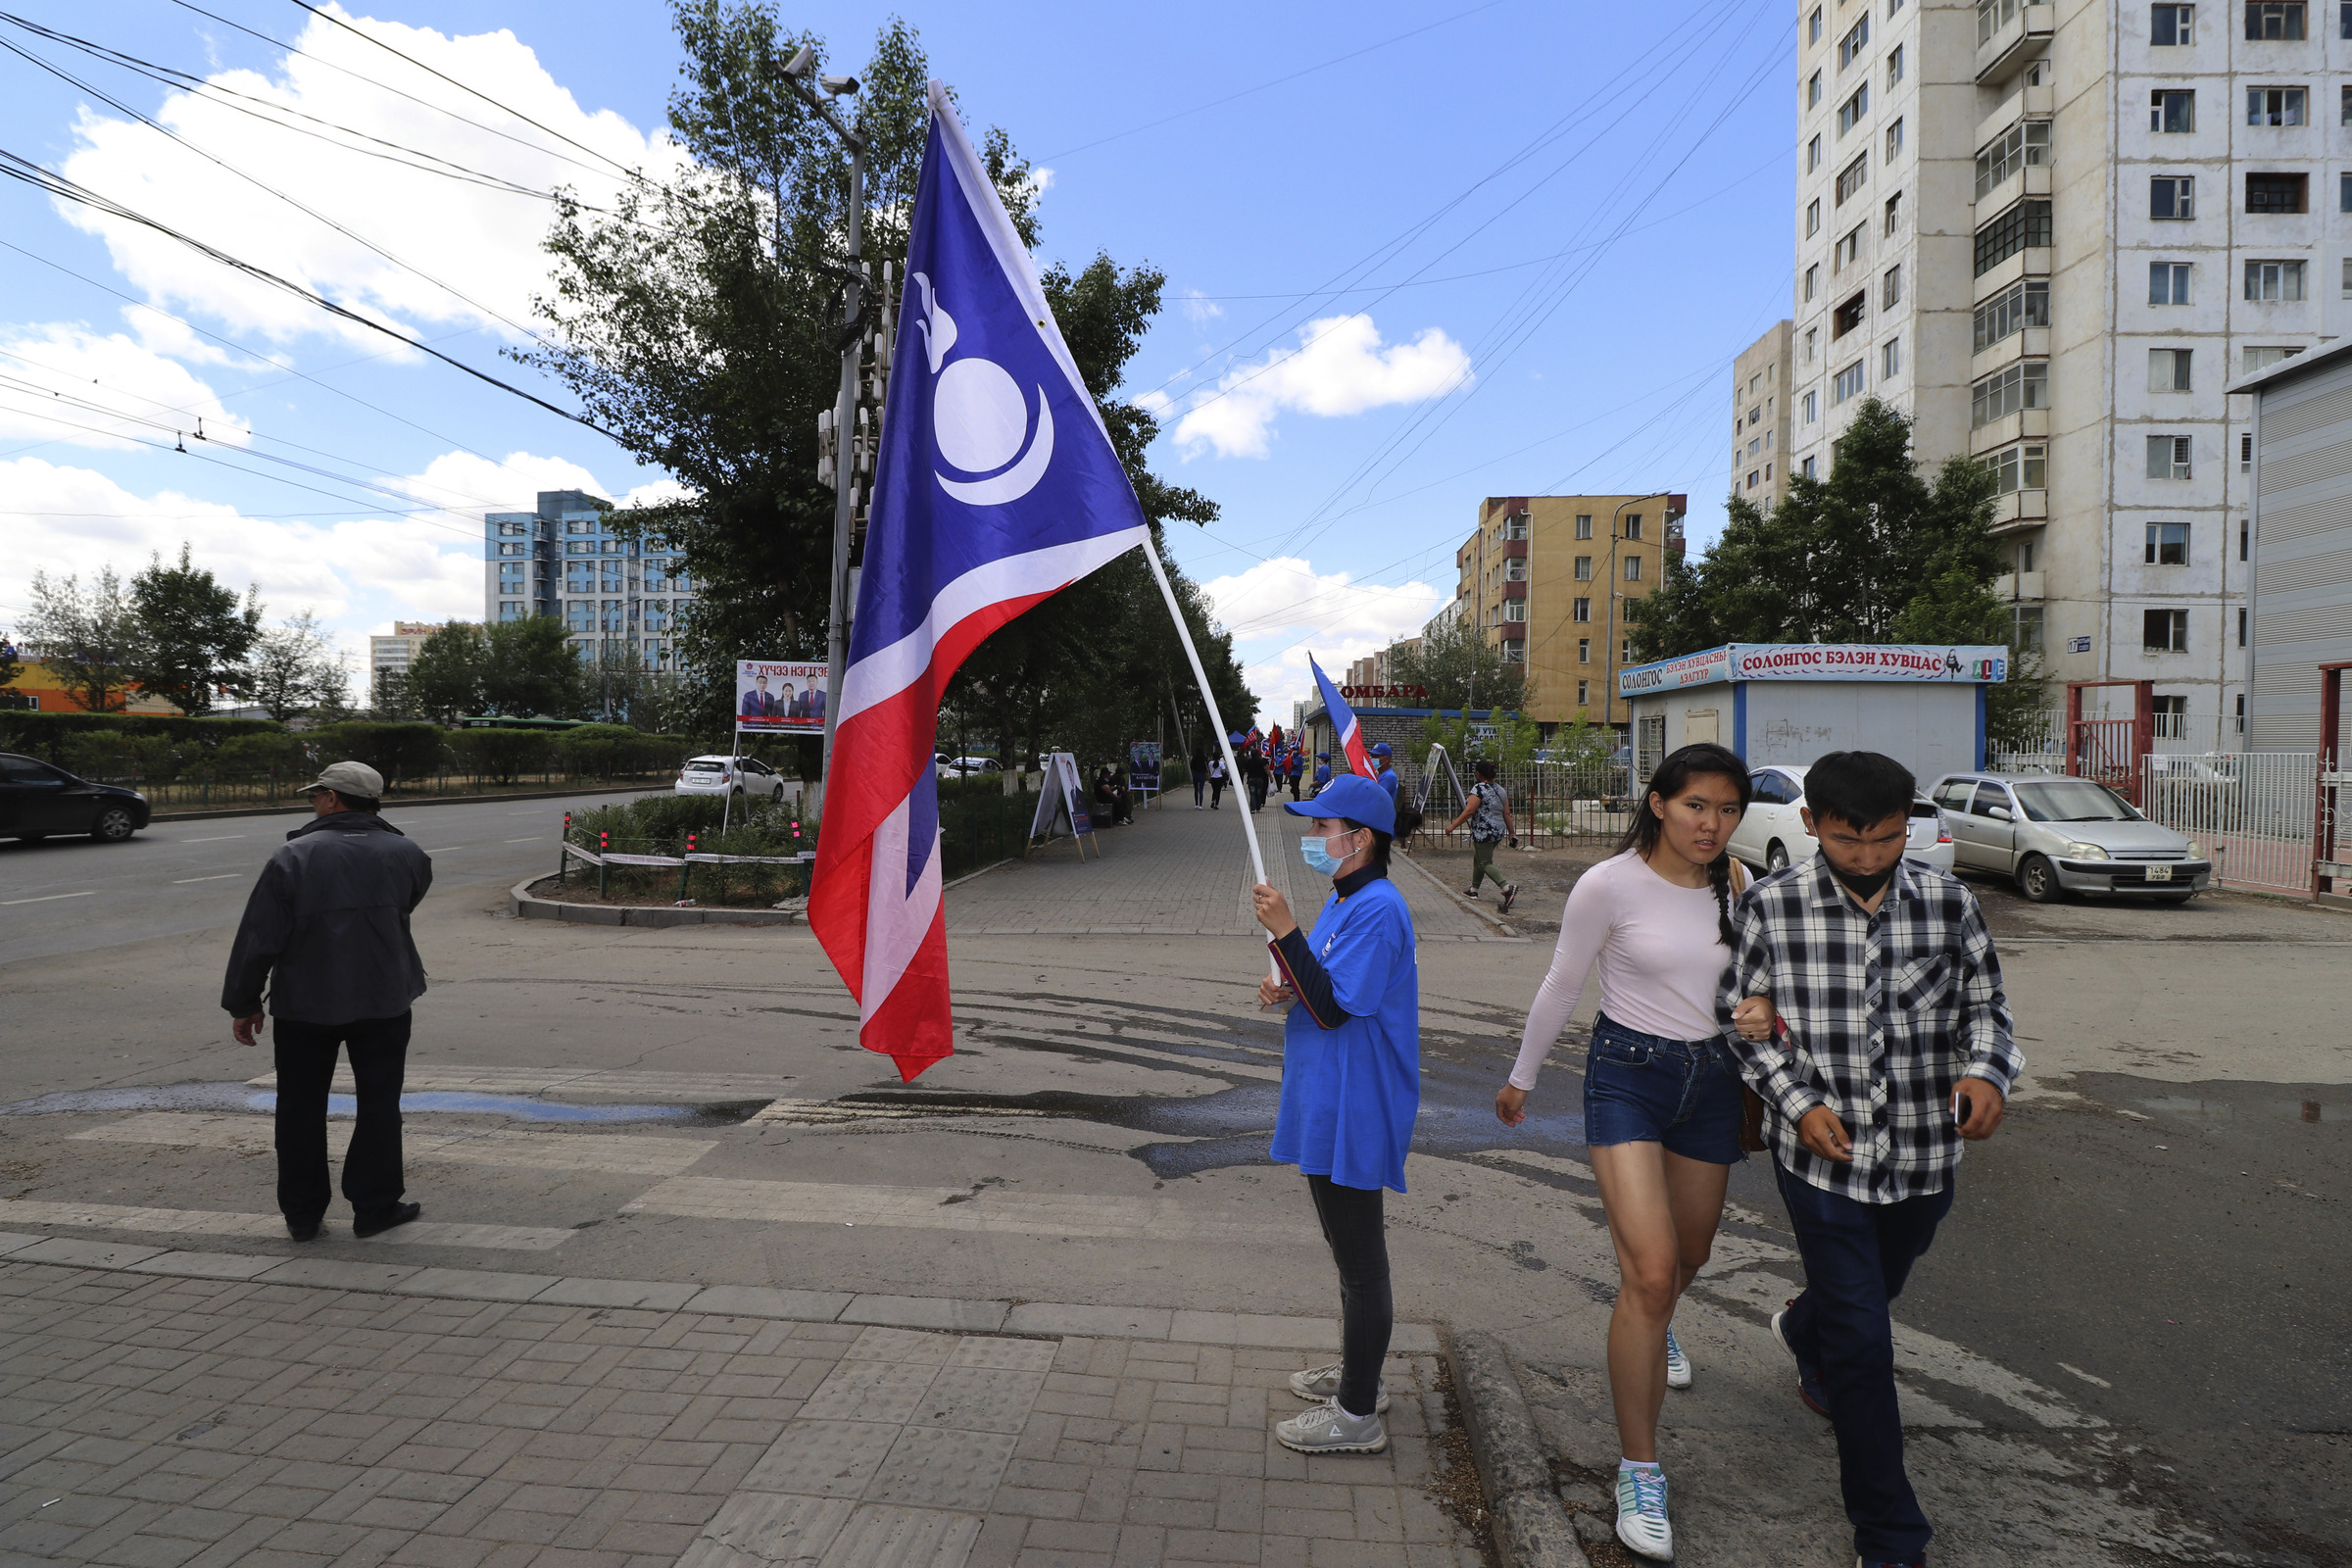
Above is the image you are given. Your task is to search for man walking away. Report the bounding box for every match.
[221,761,434,1242]
[1191,744,1208,809]
[1719,751,2020,1568]
[1446,759,1519,912]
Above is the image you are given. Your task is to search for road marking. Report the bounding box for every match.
[421,846,465,853]
[74,1112,716,1176]
[171,874,239,885]
[246,1065,797,1102]
[0,892,94,906]
[0,1198,571,1251]
[625,1176,1307,1242]
[2057,1362,2113,1389]
[504,836,543,843]
[178,835,249,844]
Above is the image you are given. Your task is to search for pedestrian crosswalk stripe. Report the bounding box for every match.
[243,1066,797,1102]
[74,1112,717,1176]
[623,1176,1307,1243]
[0,1199,573,1251]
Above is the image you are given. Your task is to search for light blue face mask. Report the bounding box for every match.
[1299,828,1354,876]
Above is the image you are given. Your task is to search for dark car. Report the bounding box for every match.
[0,753,151,843]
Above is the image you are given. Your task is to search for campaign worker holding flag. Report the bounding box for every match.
[810,82,1155,1081]
[1310,655,1376,779]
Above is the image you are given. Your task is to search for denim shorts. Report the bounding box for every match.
[1582,1012,1747,1165]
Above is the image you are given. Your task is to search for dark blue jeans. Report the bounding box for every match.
[1774,1160,1955,1564]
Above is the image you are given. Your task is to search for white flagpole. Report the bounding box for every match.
[1140,544,1280,980]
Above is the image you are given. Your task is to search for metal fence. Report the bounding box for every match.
[2138,752,2318,897]
[1396,761,1636,851]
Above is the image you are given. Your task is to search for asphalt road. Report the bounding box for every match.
[0,790,647,967]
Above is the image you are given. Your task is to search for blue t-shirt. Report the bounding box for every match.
[1269,876,1421,1192]
[1377,767,1399,805]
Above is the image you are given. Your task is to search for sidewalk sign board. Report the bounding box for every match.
[1026,752,1100,858]
[1128,741,1162,808]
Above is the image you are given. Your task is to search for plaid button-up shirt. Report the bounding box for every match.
[1717,857,2021,1203]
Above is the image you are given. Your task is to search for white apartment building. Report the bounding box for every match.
[484,489,697,671]
[368,621,442,704]
[1787,0,2336,751]
[1732,320,1795,512]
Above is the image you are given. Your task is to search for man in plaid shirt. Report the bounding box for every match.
[1718,752,2020,1568]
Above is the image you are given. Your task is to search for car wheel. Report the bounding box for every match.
[91,807,137,843]
[2017,853,2062,904]
[1766,841,1789,872]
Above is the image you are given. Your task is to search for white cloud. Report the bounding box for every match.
[55,7,684,352]
[390,449,608,519]
[1172,315,1471,460]
[0,323,252,450]
[1198,556,1445,722]
[620,477,694,511]
[1178,288,1223,325]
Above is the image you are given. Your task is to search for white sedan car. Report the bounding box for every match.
[1728,763,1955,875]
[673,755,792,803]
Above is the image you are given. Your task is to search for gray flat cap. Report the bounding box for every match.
[304,760,385,800]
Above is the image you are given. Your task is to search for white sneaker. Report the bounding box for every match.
[1664,1326,1691,1390]
[1287,1363,1391,1413]
[1274,1399,1386,1453]
[1615,1465,1673,1560]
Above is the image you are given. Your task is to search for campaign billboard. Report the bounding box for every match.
[736,660,828,735]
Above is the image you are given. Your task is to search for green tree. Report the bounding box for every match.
[1390,614,1526,713]
[24,565,139,713]
[247,610,344,721]
[1629,398,2003,659]
[126,544,262,716]
[481,617,589,717]
[406,622,487,723]
[0,625,24,697]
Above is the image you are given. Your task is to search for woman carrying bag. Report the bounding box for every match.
[1494,742,1774,1561]
[1250,773,1419,1454]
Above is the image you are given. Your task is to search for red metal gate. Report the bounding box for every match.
[2066,680,2153,805]
[2318,662,2352,906]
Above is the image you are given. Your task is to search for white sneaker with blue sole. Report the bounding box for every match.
[1615,1464,1674,1559]
[1664,1326,1691,1390]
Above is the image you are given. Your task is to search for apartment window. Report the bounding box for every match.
[1503,558,1527,581]
[1803,388,1819,423]
[1882,263,1902,309]
[2241,514,2251,554]
[1622,637,1635,663]
[2143,609,2190,651]
[1575,555,1594,581]
[2147,435,2193,478]
[2151,90,2196,131]
[2246,259,2306,299]
[1885,191,1905,236]
[1839,15,1872,67]
[1971,360,2048,426]
[1507,514,1530,539]
[1838,82,1871,135]
[1807,197,1823,236]
[1578,638,1592,663]
[2016,539,2036,573]
[2247,87,2307,125]
[1887,45,1904,86]
[1978,0,2033,42]
[1503,600,1529,622]
[1576,513,1593,539]
[2242,432,2255,468]
[1624,557,1642,582]
[2151,175,2196,218]
[1975,120,2052,199]
[2014,606,2045,653]
[2238,609,2249,647]
[2245,0,2306,35]
[1625,514,1643,540]
[1810,70,1823,108]
[1974,199,2053,274]
[1811,4,1825,41]
[1804,326,1819,364]
[2246,172,2308,211]
[2149,261,2192,303]
[2146,519,2191,562]
[1974,278,2050,348]
[1804,265,1820,302]
[1886,118,1904,160]
[1992,443,2048,492]
[1573,597,1592,623]
[1577,680,1592,707]
[1882,336,1902,379]
[1837,155,1869,205]
[1808,133,1824,172]
[2149,696,2189,739]
[1836,224,1865,270]
[1502,639,1526,664]
[2149,347,2194,389]
[1802,456,1818,479]
[1834,291,1868,337]
[2152,2,2194,40]
[2243,344,2302,371]
[1833,360,1868,404]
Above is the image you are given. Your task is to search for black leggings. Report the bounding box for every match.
[1306,1174,1393,1417]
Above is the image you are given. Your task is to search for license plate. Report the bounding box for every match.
[2144,864,2173,882]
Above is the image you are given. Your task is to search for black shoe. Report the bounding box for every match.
[286,1215,322,1242]
[353,1200,420,1239]
[1500,884,1519,914]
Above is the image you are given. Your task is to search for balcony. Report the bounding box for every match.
[1500,539,1529,560]
[1973,163,2051,220]
[1971,326,2049,381]
[1973,246,2051,303]
[1501,580,1528,601]
[1989,490,2048,530]
[1975,78,2055,150]
[1976,0,2052,85]
[1969,408,2049,456]
[1991,570,2047,601]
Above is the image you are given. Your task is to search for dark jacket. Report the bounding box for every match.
[220,812,433,1024]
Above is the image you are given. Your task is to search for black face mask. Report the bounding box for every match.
[1831,862,1894,900]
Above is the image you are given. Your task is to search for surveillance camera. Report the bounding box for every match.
[820,74,859,95]
[783,46,814,78]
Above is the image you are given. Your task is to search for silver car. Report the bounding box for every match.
[1727,763,1956,874]
[1926,772,2211,904]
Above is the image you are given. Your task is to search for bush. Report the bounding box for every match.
[448,728,552,784]
[306,721,447,784]
[564,792,814,906]
[57,732,186,782]
[557,725,688,780]
[212,732,312,777]
[0,711,282,765]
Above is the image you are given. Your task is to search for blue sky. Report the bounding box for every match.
[0,0,1793,720]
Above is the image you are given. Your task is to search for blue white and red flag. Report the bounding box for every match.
[809,82,1149,1080]
[1310,656,1374,777]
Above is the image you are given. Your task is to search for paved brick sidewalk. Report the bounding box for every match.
[0,1257,1483,1568]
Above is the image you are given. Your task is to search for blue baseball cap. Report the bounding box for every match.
[1369,742,1393,758]
[1284,772,1394,835]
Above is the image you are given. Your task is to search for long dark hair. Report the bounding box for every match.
[1616,742,1752,948]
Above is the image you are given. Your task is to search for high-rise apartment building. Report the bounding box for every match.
[484,490,697,670]
[1451,494,1687,729]
[368,621,442,705]
[1732,320,1796,512]
[1788,0,2328,751]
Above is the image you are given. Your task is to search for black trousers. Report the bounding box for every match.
[1306,1174,1393,1417]
[273,1011,411,1223]
[1193,776,1206,806]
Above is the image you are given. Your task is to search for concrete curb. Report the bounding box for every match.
[509,874,800,928]
[151,783,671,823]
[1396,843,1525,939]
[1452,1330,1587,1568]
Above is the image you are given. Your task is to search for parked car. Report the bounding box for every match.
[1927,772,2209,903]
[935,756,1004,779]
[1727,763,1955,875]
[672,755,792,803]
[0,752,150,843]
